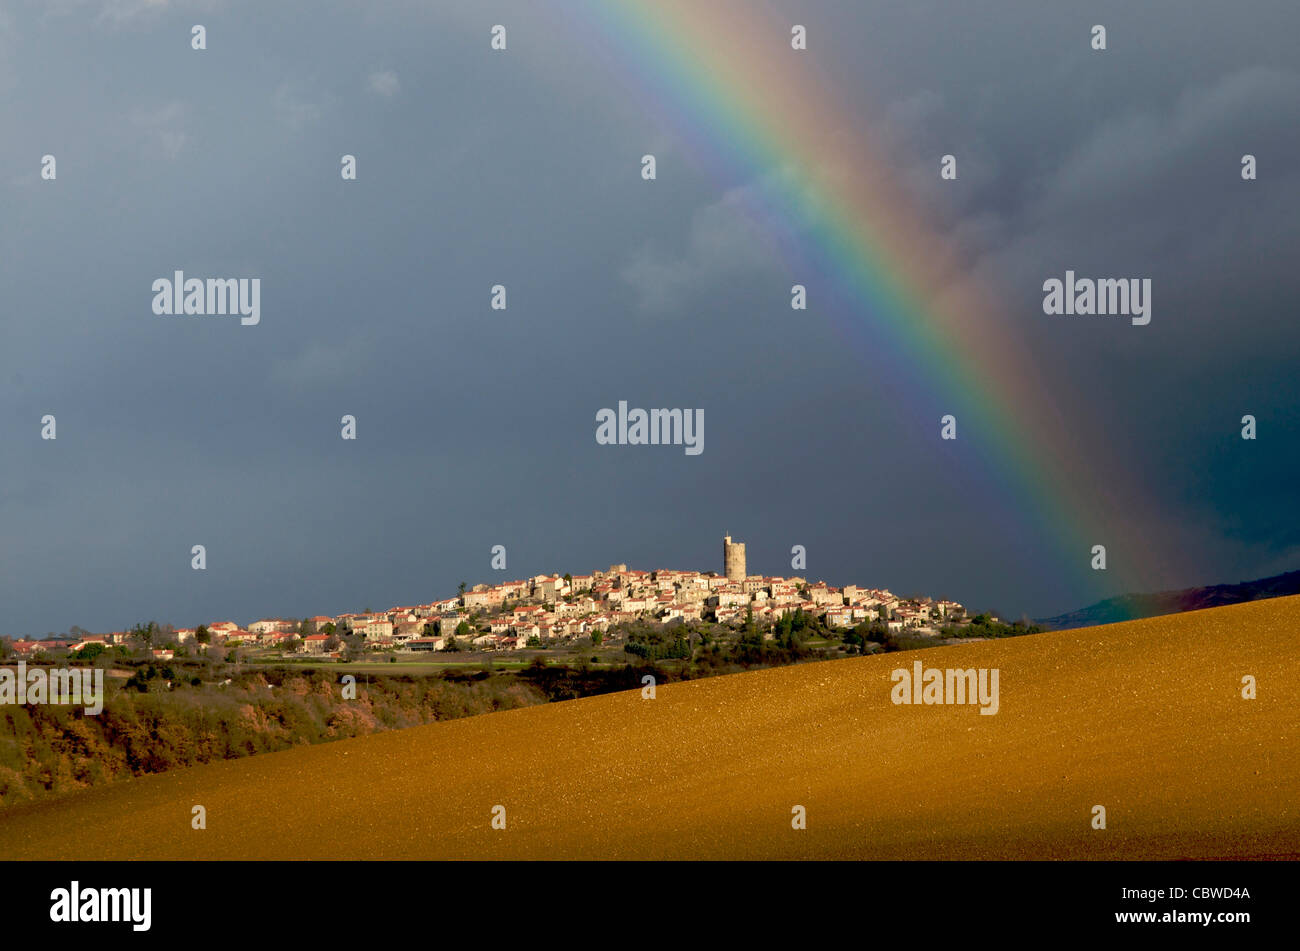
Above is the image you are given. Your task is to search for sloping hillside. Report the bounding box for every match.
[2,597,1297,860]
[1040,568,1300,629]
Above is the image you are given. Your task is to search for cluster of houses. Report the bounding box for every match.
[322,567,963,655]
[7,563,967,660]
[7,634,182,662]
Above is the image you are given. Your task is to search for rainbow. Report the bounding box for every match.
[563,0,1183,607]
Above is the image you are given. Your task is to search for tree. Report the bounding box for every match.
[70,643,106,662]
[131,621,159,648]
[125,665,157,693]
[853,620,889,645]
[458,581,467,597]
[455,620,471,638]
[195,624,211,645]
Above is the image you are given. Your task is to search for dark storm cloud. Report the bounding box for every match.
[1,0,1296,634]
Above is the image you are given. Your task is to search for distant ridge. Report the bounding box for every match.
[1040,568,1300,630]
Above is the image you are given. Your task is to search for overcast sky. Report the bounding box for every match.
[2,0,1297,635]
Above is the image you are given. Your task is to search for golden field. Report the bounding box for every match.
[1,597,1297,860]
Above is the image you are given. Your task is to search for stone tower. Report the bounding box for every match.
[723,534,746,581]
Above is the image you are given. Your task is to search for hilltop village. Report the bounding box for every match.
[6,538,974,661]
